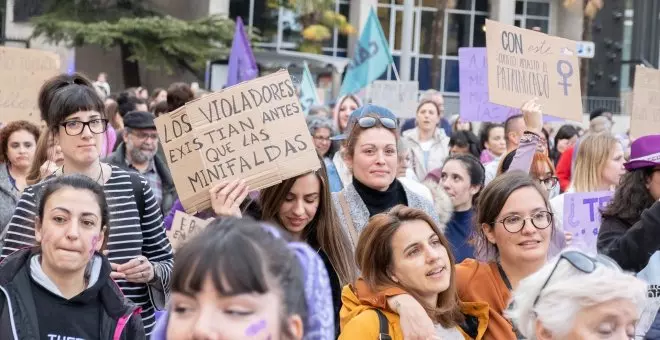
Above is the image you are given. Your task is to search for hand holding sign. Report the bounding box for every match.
[521,98,543,136]
[209,179,249,218]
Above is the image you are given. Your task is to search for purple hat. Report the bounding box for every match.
[624,135,660,171]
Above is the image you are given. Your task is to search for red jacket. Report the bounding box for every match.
[556,145,574,192]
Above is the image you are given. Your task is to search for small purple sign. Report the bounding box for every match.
[458,48,562,123]
[562,191,613,254]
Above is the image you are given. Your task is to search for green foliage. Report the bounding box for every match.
[30,0,236,75]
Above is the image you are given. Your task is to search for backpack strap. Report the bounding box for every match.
[338,191,359,248]
[128,173,145,216]
[374,309,392,340]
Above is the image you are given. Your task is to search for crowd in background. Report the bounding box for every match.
[0,70,658,340]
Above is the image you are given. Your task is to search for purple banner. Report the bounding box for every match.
[562,191,613,254]
[458,48,562,123]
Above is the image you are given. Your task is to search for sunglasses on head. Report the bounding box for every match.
[355,116,397,130]
[532,251,620,308]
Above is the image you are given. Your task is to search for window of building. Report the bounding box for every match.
[514,0,551,33]
[230,0,349,58]
[377,0,488,92]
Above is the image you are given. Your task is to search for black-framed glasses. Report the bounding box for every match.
[493,211,553,233]
[532,251,620,308]
[59,119,108,136]
[357,116,397,130]
[538,176,559,190]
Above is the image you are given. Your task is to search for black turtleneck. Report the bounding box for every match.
[353,177,408,217]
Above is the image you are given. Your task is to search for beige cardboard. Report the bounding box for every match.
[631,66,660,140]
[156,70,320,213]
[368,81,419,118]
[485,19,583,122]
[0,47,60,124]
[165,210,211,252]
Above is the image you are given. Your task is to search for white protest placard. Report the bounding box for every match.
[165,211,212,251]
[0,47,60,124]
[368,80,419,118]
[485,19,583,122]
[631,66,660,140]
[156,70,320,213]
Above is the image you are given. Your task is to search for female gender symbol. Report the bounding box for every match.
[556,60,574,96]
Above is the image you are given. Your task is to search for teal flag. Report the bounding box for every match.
[299,62,320,115]
[339,8,393,96]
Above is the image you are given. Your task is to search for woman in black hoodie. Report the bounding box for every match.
[0,174,144,339]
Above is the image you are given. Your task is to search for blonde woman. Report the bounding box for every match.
[550,133,625,249]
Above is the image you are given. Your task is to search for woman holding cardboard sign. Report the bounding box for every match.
[0,73,173,336]
[259,158,357,336]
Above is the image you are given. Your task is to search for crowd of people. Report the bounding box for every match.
[0,70,658,340]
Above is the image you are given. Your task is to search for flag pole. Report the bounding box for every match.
[391,62,401,81]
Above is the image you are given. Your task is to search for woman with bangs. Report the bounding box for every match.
[150,218,335,340]
[330,104,438,248]
[1,73,173,335]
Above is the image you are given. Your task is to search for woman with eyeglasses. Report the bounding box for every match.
[507,250,648,340]
[597,135,660,338]
[550,133,625,241]
[331,104,438,249]
[0,73,173,336]
[351,171,555,339]
[424,154,485,263]
[402,100,450,181]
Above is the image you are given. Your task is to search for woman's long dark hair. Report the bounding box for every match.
[601,168,656,226]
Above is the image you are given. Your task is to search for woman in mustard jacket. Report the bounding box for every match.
[339,205,488,339]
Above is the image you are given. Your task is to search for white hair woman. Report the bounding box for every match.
[506,250,648,339]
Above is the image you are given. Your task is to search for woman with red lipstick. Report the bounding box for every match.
[331,104,438,248]
[1,73,173,336]
[259,159,357,336]
[0,120,40,230]
[402,100,450,181]
[339,205,487,339]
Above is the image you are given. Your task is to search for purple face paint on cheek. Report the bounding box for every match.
[245,319,267,337]
[90,235,99,257]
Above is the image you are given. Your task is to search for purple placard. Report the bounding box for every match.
[458,48,563,123]
[562,191,613,254]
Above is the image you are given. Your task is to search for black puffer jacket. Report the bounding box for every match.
[0,248,145,340]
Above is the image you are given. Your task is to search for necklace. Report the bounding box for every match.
[60,162,104,184]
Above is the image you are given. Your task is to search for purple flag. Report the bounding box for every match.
[562,191,613,254]
[226,17,258,87]
[458,48,562,122]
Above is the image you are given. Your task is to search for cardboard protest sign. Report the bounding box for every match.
[485,20,583,122]
[562,191,613,254]
[368,80,419,118]
[631,66,660,140]
[156,70,320,213]
[165,210,211,251]
[0,47,60,124]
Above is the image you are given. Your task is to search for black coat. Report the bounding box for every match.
[597,201,660,272]
[0,248,145,340]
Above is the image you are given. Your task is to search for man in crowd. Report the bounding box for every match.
[484,114,526,185]
[106,111,177,215]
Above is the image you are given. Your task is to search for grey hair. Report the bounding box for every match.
[306,115,337,136]
[308,105,331,117]
[419,89,442,102]
[506,249,648,339]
